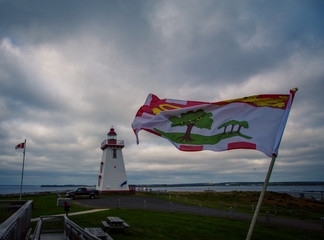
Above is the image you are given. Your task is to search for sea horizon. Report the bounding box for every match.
[0,183,323,200]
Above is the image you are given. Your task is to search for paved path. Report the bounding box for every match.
[74,195,324,233]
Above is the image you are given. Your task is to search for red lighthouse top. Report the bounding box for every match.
[107,128,117,136]
[101,127,124,150]
[107,128,117,144]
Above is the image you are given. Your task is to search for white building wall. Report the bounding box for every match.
[96,146,129,192]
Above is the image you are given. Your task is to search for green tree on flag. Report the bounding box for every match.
[169,109,213,142]
[218,120,249,134]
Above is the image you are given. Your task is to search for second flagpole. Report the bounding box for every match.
[19,139,26,200]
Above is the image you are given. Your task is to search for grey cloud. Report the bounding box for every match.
[0,0,323,186]
[147,1,324,86]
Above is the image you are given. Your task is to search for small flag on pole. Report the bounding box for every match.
[15,139,27,201]
[132,89,296,157]
[15,142,25,150]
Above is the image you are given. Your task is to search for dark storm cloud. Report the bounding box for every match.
[0,0,153,52]
[0,0,323,185]
[158,1,324,84]
[0,55,61,112]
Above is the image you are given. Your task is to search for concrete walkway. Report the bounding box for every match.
[74,195,324,233]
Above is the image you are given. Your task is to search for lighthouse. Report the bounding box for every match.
[96,127,129,192]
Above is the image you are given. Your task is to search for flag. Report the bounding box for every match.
[15,142,25,150]
[132,90,296,157]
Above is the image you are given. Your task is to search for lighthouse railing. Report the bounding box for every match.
[101,139,124,148]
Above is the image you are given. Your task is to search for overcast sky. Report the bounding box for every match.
[1,0,323,186]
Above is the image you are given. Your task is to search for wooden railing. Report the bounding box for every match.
[0,200,101,240]
[31,215,101,240]
[0,200,33,240]
[64,216,101,240]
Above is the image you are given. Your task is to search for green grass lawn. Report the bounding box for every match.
[2,192,324,240]
[69,208,323,240]
[27,194,96,218]
[140,191,324,222]
[2,193,96,218]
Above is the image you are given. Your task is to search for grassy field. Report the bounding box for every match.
[69,208,323,240]
[139,191,324,221]
[0,193,94,220]
[25,194,95,218]
[2,192,324,240]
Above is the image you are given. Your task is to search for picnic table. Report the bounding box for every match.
[102,216,130,232]
[85,227,113,240]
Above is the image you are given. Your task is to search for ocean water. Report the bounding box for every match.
[0,185,323,200]
[143,185,324,200]
[149,185,324,193]
[0,185,77,195]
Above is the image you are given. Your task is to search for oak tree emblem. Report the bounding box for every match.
[169,109,213,142]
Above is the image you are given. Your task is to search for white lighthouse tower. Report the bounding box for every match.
[96,127,129,192]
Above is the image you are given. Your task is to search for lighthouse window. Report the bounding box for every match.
[100,162,104,173]
[113,149,117,158]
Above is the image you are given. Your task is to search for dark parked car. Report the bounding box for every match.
[65,187,99,199]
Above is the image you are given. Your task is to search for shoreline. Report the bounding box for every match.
[0,184,323,200]
[39,181,324,188]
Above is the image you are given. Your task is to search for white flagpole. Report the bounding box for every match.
[246,153,277,240]
[19,139,26,200]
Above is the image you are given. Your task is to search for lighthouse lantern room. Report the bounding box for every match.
[96,127,129,192]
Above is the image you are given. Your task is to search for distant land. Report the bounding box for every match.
[41,184,95,187]
[41,182,324,188]
[136,181,324,188]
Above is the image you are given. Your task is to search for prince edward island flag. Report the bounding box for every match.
[132,89,296,157]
